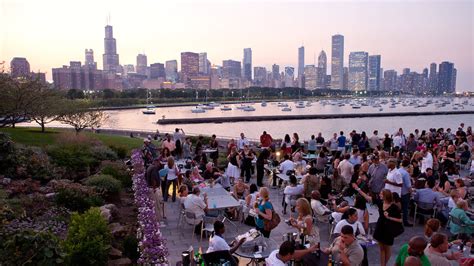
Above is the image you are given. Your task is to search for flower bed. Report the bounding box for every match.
[131,149,168,265]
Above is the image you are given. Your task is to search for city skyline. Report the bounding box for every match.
[1,0,473,91]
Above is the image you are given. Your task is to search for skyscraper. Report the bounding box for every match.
[84,49,97,69]
[253,66,266,86]
[298,46,305,86]
[243,48,252,81]
[348,51,368,91]
[429,63,437,94]
[304,65,317,90]
[272,64,280,80]
[222,60,241,79]
[438,61,455,94]
[102,25,120,74]
[199,53,209,74]
[149,63,165,79]
[383,70,398,91]
[331,34,344,90]
[284,67,295,87]
[317,50,327,89]
[136,54,147,76]
[368,55,381,91]
[10,57,30,78]
[165,60,178,82]
[181,52,200,86]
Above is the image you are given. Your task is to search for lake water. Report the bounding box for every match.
[29,97,474,140]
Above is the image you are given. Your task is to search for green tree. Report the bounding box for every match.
[59,102,108,134]
[30,89,67,132]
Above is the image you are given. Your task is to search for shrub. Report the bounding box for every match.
[0,230,66,265]
[109,145,128,159]
[55,187,103,213]
[90,145,118,161]
[14,146,57,183]
[0,132,16,176]
[122,234,140,262]
[47,144,96,180]
[63,208,111,266]
[101,161,132,188]
[85,174,122,195]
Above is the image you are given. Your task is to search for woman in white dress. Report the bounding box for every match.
[225,146,240,185]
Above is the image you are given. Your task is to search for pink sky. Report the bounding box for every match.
[1,0,473,91]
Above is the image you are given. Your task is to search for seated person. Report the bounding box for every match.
[292,152,307,174]
[425,233,462,266]
[266,240,318,266]
[311,190,331,221]
[322,225,364,266]
[454,179,468,199]
[395,236,430,266]
[202,162,222,180]
[289,198,320,244]
[207,221,245,254]
[178,185,189,205]
[333,208,366,237]
[449,199,474,236]
[183,186,209,235]
[414,179,440,209]
[233,178,249,199]
[279,154,295,175]
[282,175,304,214]
[418,168,435,184]
[331,200,350,223]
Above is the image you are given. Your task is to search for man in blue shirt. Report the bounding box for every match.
[399,159,413,227]
[414,179,440,224]
[337,131,347,153]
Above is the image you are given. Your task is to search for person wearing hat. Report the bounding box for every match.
[384,158,403,197]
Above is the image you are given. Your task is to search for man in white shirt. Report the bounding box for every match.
[184,187,208,235]
[384,159,403,196]
[333,208,366,236]
[279,154,295,175]
[207,221,245,254]
[337,153,354,184]
[266,241,318,266]
[237,132,249,151]
[311,190,331,219]
[393,133,403,149]
[421,149,433,174]
[369,130,381,151]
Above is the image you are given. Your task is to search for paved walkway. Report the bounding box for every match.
[159,174,452,265]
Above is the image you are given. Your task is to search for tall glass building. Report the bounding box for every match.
[243,48,252,81]
[331,34,344,90]
[348,51,368,91]
[368,55,381,91]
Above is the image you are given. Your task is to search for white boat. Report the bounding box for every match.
[352,105,361,109]
[142,106,156,115]
[220,105,232,111]
[199,104,214,110]
[236,104,246,110]
[306,102,312,107]
[295,101,305,108]
[191,106,206,113]
[243,105,256,111]
[208,102,220,107]
[278,102,289,107]
[261,101,267,107]
[281,107,292,112]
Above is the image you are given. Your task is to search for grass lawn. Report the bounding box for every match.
[0,127,143,154]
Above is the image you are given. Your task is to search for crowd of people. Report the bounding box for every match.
[141,123,474,265]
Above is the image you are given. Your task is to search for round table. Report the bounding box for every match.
[235,237,278,265]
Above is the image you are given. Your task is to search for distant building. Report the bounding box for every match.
[428,63,437,94]
[383,70,397,91]
[368,55,381,91]
[222,60,241,79]
[84,49,97,69]
[317,50,327,89]
[298,46,304,87]
[181,52,200,88]
[243,48,252,81]
[348,51,368,91]
[136,54,147,76]
[149,63,166,79]
[102,25,120,74]
[165,60,178,82]
[189,76,211,89]
[199,53,209,74]
[122,64,135,76]
[304,65,317,90]
[253,66,266,86]
[331,34,344,90]
[284,67,295,87]
[210,65,221,89]
[52,61,103,90]
[438,61,456,94]
[10,57,30,78]
[343,67,348,90]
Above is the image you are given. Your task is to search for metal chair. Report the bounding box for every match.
[177,203,186,229]
[448,214,473,239]
[413,201,437,224]
[200,216,216,242]
[184,210,200,241]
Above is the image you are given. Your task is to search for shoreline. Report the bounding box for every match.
[157,110,474,125]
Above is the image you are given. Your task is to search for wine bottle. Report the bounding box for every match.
[328,254,333,266]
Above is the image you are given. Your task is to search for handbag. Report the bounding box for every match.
[263,203,281,231]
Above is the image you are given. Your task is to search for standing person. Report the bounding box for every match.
[182,137,192,159]
[226,139,236,155]
[260,131,273,149]
[291,133,301,153]
[254,187,274,238]
[383,133,392,152]
[163,157,180,202]
[240,145,255,183]
[195,136,204,158]
[358,131,369,153]
[301,167,320,201]
[315,132,325,147]
[209,134,219,165]
[368,155,388,203]
[384,158,403,197]
[399,159,413,227]
[421,148,433,174]
[146,158,163,221]
[369,130,381,152]
[351,130,361,148]
[161,134,176,155]
[173,128,185,159]
[225,146,240,185]
[256,148,270,187]
[307,135,317,155]
[338,153,354,185]
[281,134,292,156]
[328,133,339,154]
[374,189,403,266]
[337,131,347,153]
[237,133,249,151]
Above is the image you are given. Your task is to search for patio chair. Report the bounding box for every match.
[177,203,186,229]
[184,210,200,242]
[413,201,437,224]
